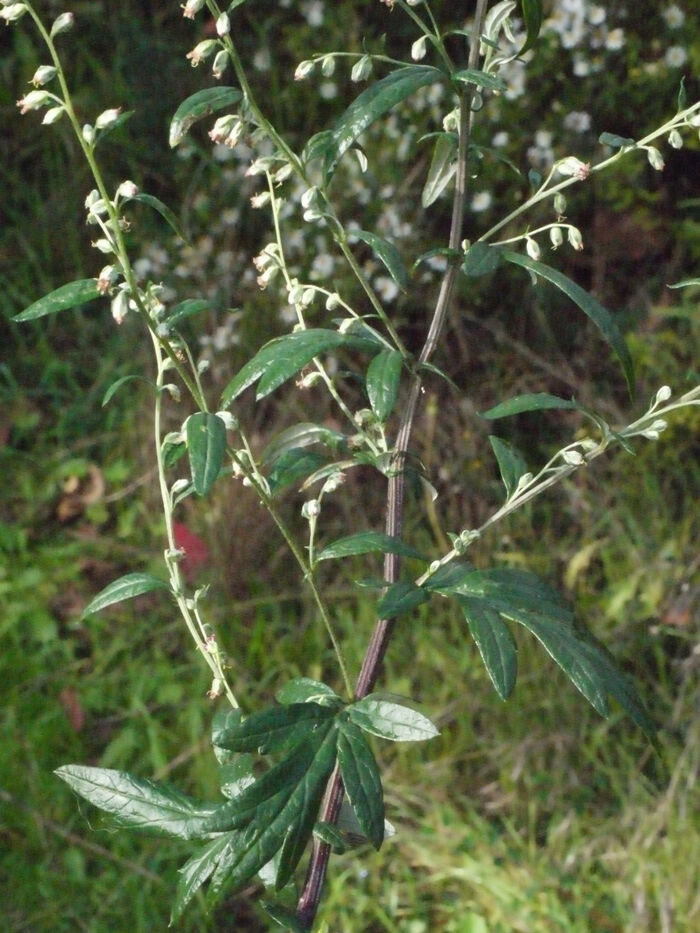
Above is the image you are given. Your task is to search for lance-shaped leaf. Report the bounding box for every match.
[262,422,347,464]
[267,449,328,495]
[55,765,217,839]
[457,597,517,700]
[171,833,236,924]
[317,530,425,563]
[186,412,227,496]
[213,702,336,755]
[452,69,507,92]
[500,249,634,395]
[127,192,186,241]
[337,720,384,849]
[348,696,439,742]
[428,566,654,735]
[353,230,407,291]
[519,0,544,54]
[221,329,376,405]
[12,279,100,322]
[81,572,171,618]
[164,298,211,328]
[480,392,581,419]
[313,65,443,179]
[377,580,430,619]
[366,348,403,422]
[169,86,242,147]
[203,722,339,891]
[422,133,457,207]
[599,132,636,150]
[489,436,528,498]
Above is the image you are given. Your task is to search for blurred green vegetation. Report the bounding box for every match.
[1,2,698,931]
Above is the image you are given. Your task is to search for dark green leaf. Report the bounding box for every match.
[354,231,408,291]
[417,360,460,391]
[422,133,457,207]
[221,329,376,405]
[462,242,501,278]
[501,249,634,394]
[171,834,235,924]
[130,192,186,241]
[263,422,346,464]
[186,412,227,496]
[261,901,307,933]
[213,703,335,754]
[165,298,211,328]
[452,69,507,92]
[321,66,443,178]
[12,279,100,322]
[480,392,580,419]
[412,247,462,271]
[349,696,439,742]
[317,531,424,563]
[457,597,517,700]
[212,707,244,750]
[489,436,528,497]
[267,449,328,495]
[276,678,342,706]
[102,374,157,407]
[169,86,242,147]
[313,821,348,853]
[219,756,256,800]
[81,572,170,618]
[598,132,636,149]
[55,765,216,839]
[377,581,430,619]
[519,0,544,54]
[337,721,384,849]
[365,349,403,422]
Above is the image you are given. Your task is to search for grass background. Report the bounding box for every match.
[1,2,698,931]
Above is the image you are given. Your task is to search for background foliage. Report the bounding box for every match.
[1,1,698,930]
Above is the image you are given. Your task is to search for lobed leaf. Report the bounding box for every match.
[81,572,171,618]
[12,279,100,322]
[500,249,635,395]
[186,412,227,497]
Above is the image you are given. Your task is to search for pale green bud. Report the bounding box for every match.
[567,226,584,251]
[31,65,57,87]
[411,36,428,61]
[321,55,335,77]
[50,12,74,38]
[554,192,567,216]
[550,226,564,249]
[351,55,372,82]
[668,129,682,149]
[181,0,205,18]
[294,60,315,81]
[216,13,230,36]
[556,156,590,180]
[654,385,672,405]
[301,499,321,520]
[646,146,664,171]
[42,106,65,125]
[16,90,51,114]
[525,237,541,261]
[212,49,228,80]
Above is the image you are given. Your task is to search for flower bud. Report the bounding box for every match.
[42,105,65,125]
[325,292,340,310]
[82,123,96,144]
[273,163,293,183]
[301,186,319,209]
[301,499,321,520]
[216,12,230,36]
[250,191,271,209]
[171,478,190,495]
[351,55,372,82]
[31,65,57,87]
[50,11,74,36]
[321,55,335,77]
[654,385,672,405]
[567,226,584,250]
[294,60,315,81]
[556,156,590,180]
[525,237,541,261]
[96,107,122,129]
[554,192,567,216]
[288,283,305,305]
[186,39,218,67]
[646,146,664,171]
[110,290,129,324]
[550,226,564,249]
[0,4,29,24]
[116,179,139,199]
[668,129,682,149]
[97,265,118,294]
[92,238,114,254]
[562,449,584,465]
[212,49,228,79]
[181,0,205,18]
[411,36,428,61]
[16,90,51,114]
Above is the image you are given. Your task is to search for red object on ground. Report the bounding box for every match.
[173,521,210,581]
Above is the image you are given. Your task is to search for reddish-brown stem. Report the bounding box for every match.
[295,2,489,927]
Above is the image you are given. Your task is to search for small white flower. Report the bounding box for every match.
[95,107,122,129]
[665,46,688,68]
[302,499,321,519]
[0,4,29,24]
[212,49,228,80]
[662,6,685,29]
[181,0,205,18]
[471,191,492,212]
[556,156,590,180]
[563,110,591,133]
[42,106,65,125]
[116,180,139,199]
[31,65,57,87]
[492,131,509,147]
[374,276,399,302]
[321,55,335,77]
[16,90,51,114]
[111,290,129,324]
[554,192,567,216]
[186,40,218,67]
[82,124,96,145]
[605,28,625,51]
[216,12,230,36]
[319,80,337,100]
[588,5,606,25]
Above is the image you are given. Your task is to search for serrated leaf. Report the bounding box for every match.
[422,133,457,207]
[354,231,407,291]
[186,412,227,496]
[480,392,580,419]
[81,572,170,618]
[337,721,384,849]
[129,192,186,241]
[519,0,544,54]
[276,678,342,706]
[171,834,234,924]
[320,66,443,179]
[317,531,424,563]
[452,69,507,92]
[169,86,243,148]
[598,131,636,149]
[102,374,157,407]
[432,567,654,735]
[263,422,346,464]
[261,900,307,933]
[462,242,501,278]
[377,580,430,619]
[458,597,517,700]
[501,249,635,395]
[221,329,376,405]
[349,697,439,742]
[12,279,100,322]
[489,436,527,497]
[365,348,403,422]
[213,703,335,755]
[55,765,216,839]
